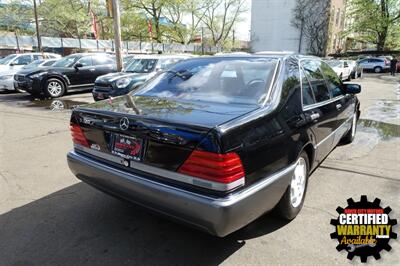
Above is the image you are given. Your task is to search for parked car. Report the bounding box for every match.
[0,53,60,73]
[92,55,190,101]
[0,59,58,92]
[357,57,390,73]
[14,53,116,98]
[345,60,363,79]
[67,54,361,236]
[325,59,352,81]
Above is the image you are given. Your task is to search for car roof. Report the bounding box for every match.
[132,54,193,59]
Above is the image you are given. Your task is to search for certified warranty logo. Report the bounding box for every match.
[330,195,397,262]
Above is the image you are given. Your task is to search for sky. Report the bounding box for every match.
[235,0,252,41]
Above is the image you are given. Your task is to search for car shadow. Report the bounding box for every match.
[0,182,288,265]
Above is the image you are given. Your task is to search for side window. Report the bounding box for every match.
[320,61,343,98]
[43,60,56,66]
[92,56,114,65]
[301,60,331,102]
[13,55,32,65]
[300,68,316,106]
[33,55,43,60]
[77,56,93,66]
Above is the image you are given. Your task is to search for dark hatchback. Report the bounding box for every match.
[92,55,189,101]
[67,54,361,236]
[14,53,115,98]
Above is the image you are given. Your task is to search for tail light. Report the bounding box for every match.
[178,150,245,187]
[70,122,89,147]
[385,59,390,66]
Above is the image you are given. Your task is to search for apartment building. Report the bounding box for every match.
[250,0,347,55]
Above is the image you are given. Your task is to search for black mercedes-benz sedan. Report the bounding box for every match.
[67,54,361,237]
[14,53,116,98]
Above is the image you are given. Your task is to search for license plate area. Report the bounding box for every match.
[111,133,143,162]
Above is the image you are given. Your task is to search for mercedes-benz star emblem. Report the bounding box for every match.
[119,117,129,130]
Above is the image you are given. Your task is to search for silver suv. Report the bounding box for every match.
[357,58,390,73]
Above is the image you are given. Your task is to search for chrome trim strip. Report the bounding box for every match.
[69,149,296,203]
[74,144,244,191]
[69,83,94,88]
[316,114,353,147]
[262,59,281,106]
[303,95,345,111]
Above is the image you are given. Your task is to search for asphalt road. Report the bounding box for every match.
[0,74,399,265]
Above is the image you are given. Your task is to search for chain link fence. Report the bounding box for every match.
[0,34,222,54]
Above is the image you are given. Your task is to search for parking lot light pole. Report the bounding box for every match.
[33,0,42,52]
[112,0,123,71]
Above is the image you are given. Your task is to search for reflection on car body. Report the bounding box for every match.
[67,54,361,237]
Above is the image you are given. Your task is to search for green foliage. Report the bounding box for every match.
[0,0,34,33]
[346,0,400,50]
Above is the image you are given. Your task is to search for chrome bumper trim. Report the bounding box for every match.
[74,144,244,191]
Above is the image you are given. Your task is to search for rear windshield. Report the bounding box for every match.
[134,58,278,105]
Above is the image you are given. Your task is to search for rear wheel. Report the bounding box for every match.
[276,152,309,220]
[374,66,382,73]
[44,78,65,98]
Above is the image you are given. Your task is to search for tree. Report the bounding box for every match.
[200,0,247,46]
[346,0,400,50]
[0,0,33,33]
[37,0,110,39]
[125,0,171,43]
[291,0,331,56]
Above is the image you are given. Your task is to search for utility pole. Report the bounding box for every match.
[232,29,235,51]
[112,0,123,71]
[201,27,204,55]
[33,0,42,52]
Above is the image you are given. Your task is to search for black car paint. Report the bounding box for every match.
[14,54,116,95]
[92,72,150,101]
[70,55,360,196]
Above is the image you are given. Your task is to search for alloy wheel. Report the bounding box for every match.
[290,157,307,208]
[47,81,62,97]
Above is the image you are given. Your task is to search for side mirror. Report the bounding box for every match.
[74,63,83,69]
[343,83,361,94]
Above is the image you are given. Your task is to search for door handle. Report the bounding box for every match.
[310,113,320,121]
[336,103,342,110]
[89,68,96,71]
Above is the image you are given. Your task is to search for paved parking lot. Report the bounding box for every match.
[0,74,399,265]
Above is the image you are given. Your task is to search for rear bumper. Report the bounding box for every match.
[67,150,294,237]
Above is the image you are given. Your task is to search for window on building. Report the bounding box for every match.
[340,11,345,28]
[336,8,340,26]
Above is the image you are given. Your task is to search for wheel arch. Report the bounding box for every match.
[301,143,316,171]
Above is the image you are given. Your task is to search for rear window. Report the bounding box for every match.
[135,58,278,105]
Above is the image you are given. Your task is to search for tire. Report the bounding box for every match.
[341,113,357,144]
[374,66,382,73]
[44,78,65,98]
[358,70,363,78]
[276,152,309,220]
